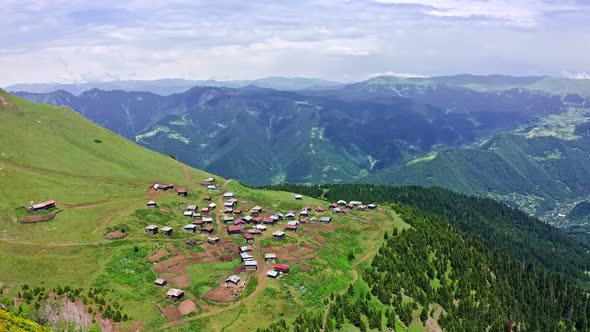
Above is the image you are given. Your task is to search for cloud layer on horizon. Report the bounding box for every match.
[1,0,589,85]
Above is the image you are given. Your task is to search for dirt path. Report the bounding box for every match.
[215,179,233,238]
[175,159,191,183]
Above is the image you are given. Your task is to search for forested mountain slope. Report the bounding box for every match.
[16,78,577,185]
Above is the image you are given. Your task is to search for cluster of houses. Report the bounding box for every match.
[144,181,381,306]
[234,245,290,279]
[327,200,377,214]
[145,225,174,236]
[155,278,186,301]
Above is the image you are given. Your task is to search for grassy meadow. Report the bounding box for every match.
[0,90,412,331]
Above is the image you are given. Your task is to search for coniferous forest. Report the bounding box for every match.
[258,184,590,331]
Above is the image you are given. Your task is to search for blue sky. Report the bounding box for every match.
[1,0,589,85]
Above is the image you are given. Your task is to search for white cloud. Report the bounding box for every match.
[560,71,590,80]
[373,0,584,26]
[0,0,590,86]
[364,71,428,79]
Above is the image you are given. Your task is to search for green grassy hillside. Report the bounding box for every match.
[0,90,403,331]
[2,90,589,331]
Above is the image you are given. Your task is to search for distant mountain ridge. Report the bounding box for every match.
[16,74,582,186]
[5,76,344,95]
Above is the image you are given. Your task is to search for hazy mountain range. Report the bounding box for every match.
[14,74,590,240]
[5,77,344,95]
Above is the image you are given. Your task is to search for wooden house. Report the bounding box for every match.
[242,216,253,223]
[202,217,214,224]
[30,200,57,211]
[315,206,326,212]
[227,225,242,235]
[226,275,241,285]
[337,200,347,206]
[368,203,377,209]
[240,252,254,261]
[154,278,167,287]
[203,196,212,201]
[146,200,157,208]
[320,216,332,223]
[166,288,184,301]
[244,260,258,271]
[145,225,158,235]
[233,209,242,215]
[224,216,235,224]
[192,219,203,228]
[240,246,252,253]
[153,183,174,191]
[186,204,197,211]
[294,194,302,200]
[273,231,286,240]
[184,224,197,233]
[247,229,263,235]
[274,264,289,273]
[177,188,188,197]
[244,233,254,244]
[207,236,220,244]
[185,238,197,247]
[161,226,173,236]
[201,226,214,234]
[267,270,279,278]
[183,211,194,217]
[264,253,277,263]
[299,210,308,217]
[223,192,234,199]
[254,224,267,231]
[285,225,298,232]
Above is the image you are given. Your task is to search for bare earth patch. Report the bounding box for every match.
[297,264,312,271]
[0,95,11,108]
[168,264,187,275]
[170,275,191,288]
[177,299,198,316]
[203,285,236,303]
[105,230,126,239]
[160,304,181,321]
[311,234,326,246]
[21,214,55,223]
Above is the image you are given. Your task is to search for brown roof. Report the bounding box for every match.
[227,225,242,233]
[177,188,187,193]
